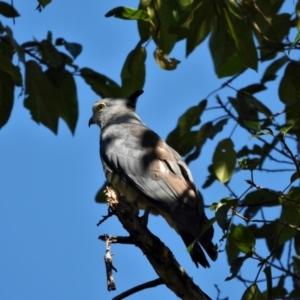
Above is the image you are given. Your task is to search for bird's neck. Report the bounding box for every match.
[111,112,143,126]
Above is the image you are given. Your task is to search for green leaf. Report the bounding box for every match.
[55,38,82,59]
[260,13,291,62]
[239,83,267,95]
[22,41,40,48]
[225,253,252,281]
[289,30,300,53]
[186,0,215,56]
[290,172,300,184]
[270,276,288,299]
[0,70,14,129]
[209,19,246,78]
[207,118,229,140]
[153,1,177,54]
[80,67,122,98]
[237,144,263,158]
[166,100,207,156]
[229,96,262,131]
[237,93,273,118]
[241,284,264,300]
[137,2,151,42]
[226,224,240,264]
[185,122,213,164]
[38,0,52,8]
[243,190,278,219]
[279,62,300,106]
[202,164,217,189]
[1,28,25,63]
[263,266,272,300]
[280,124,294,136]
[213,138,236,183]
[261,56,289,83]
[40,38,64,68]
[24,60,59,134]
[243,189,278,207]
[238,158,260,171]
[95,182,107,203]
[243,120,261,131]
[0,1,20,18]
[0,53,22,86]
[229,224,256,254]
[121,46,146,96]
[64,42,82,59]
[277,189,300,245]
[45,69,78,135]
[223,2,258,70]
[215,198,238,231]
[105,6,150,21]
[250,223,284,259]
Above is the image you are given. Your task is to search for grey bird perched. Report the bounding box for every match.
[89,90,217,268]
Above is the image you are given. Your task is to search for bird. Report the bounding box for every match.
[89,90,217,268]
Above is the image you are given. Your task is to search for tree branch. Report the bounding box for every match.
[103,185,212,300]
[112,278,163,300]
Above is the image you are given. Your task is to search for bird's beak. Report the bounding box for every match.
[88,116,95,127]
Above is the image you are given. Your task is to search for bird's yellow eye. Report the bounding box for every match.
[97,103,106,111]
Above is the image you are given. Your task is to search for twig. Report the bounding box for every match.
[259,168,295,172]
[97,208,115,226]
[112,278,163,300]
[224,183,238,198]
[245,179,300,206]
[11,0,15,25]
[102,234,117,291]
[233,210,300,232]
[99,235,134,245]
[279,135,300,174]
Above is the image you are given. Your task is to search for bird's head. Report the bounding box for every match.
[88,90,144,129]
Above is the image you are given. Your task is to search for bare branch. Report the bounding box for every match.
[99,235,134,245]
[97,208,115,226]
[102,234,117,291]
[112,278,163,300]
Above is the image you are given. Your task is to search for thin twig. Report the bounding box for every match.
[99,235,134,245]
[97,208,115,226]
[234,210,300,232]
[245,179,300,206]
[279,135,300,174]
[112,278,163,300]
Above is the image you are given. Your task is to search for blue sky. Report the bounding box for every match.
[0,1,296,299]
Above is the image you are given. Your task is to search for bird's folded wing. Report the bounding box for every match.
[100,123,199,211]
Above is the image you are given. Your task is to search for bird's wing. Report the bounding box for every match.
[101,122,198,210]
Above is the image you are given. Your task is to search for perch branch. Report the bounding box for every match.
[103,185,212,300]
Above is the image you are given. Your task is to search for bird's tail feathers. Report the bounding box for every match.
[179,231,211,268]
[202,240,218,262]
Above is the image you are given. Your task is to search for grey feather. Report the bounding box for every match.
[89,91,217,268]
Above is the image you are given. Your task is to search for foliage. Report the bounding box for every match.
[1,0,300,298]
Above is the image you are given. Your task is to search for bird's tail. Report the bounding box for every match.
[179,231,216,268]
